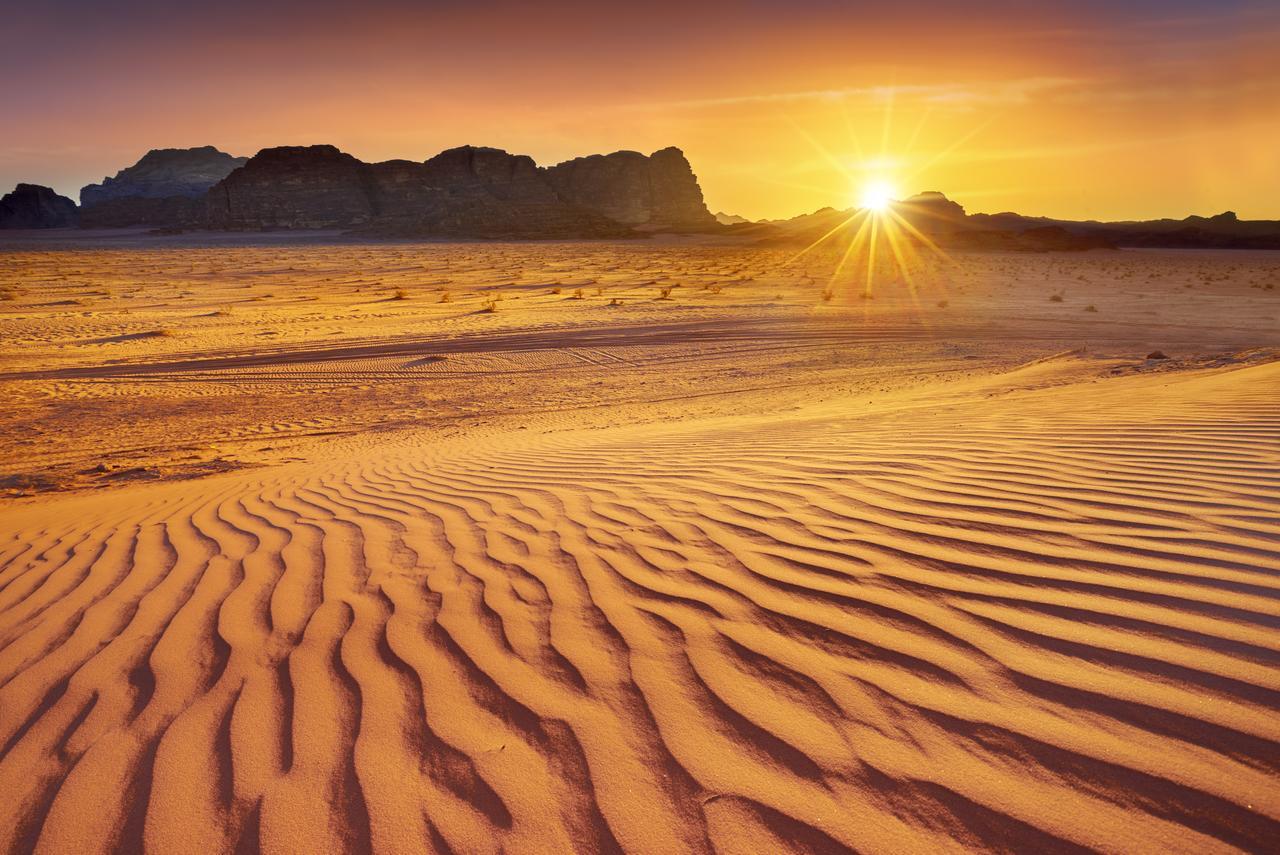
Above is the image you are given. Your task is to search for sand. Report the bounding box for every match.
[1,233,1278,853]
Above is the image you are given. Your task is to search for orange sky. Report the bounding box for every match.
[3,1,1278,221]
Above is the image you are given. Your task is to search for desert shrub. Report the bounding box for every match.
[707,284,723,294]
[1085,304,1098,312]
[572,288,584,299]
[937,299,949,308]
[1050,293,1064,302]
[821,289,834,302]
[393,288,409,300]
[550,286,563,294]
[609,298,623,306]
[480,299,498,313]
[439,291,452,303]
[658,286,674,299]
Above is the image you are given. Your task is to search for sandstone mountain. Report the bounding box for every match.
[79,147,247,228]
[0,184,78,229]
[26,143,1278,247]
[544,147,716,230]
[80,146,247,207]
[81,143,715,237]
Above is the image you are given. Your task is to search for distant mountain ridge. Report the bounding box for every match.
[3,146,1278,246]
[731,192,1280,251]
[73,144,716,237]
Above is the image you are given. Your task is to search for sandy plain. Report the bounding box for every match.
[0,231,1278,854]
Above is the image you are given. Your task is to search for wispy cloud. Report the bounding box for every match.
[622,78,1080,112]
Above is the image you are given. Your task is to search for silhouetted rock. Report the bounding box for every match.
[1146,350,1169,360]
[196,143,708,237]
[79,195,207,229]
[81,146,246,206]
[206,145,374,229]
[715,211,751,225]
[896,191,967,234]
[0,184,78,229]
[544,147,716,229]
[968,207,1280,249]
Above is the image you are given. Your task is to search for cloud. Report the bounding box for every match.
[623,78,1080,112]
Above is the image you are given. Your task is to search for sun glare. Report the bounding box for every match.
[859,180,897,212]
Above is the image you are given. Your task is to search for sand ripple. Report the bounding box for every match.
[2,362,1278,853]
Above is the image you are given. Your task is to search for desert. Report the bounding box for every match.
[1,229,1277,853]
[5,0,1280,851]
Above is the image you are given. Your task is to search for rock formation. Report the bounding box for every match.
[79,146,247,227]
[544,147,717,230]
[206,145,374,229]
[81,146,247,206]
[198,143,710,237]
[895,191,968,234]
[0,184,78,229]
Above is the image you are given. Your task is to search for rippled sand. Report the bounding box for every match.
[1,235,1278,853]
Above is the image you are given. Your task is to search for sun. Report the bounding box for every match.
[858,180,898,212]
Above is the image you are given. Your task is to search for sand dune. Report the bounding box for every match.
[2,350,1277,853]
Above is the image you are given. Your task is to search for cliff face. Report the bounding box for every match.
[69,143,717,236]
[544,147,716,229]
[195,144,705,237]
[205,145,374,229]
[0,184,78,229]
[78,195,207,229]
[80,146,247,207]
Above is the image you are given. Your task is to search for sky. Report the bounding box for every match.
[2,0,1277,221]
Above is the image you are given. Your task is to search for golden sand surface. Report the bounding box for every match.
[1,233,1278,853]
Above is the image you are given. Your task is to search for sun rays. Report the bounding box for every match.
[781,88,996,305]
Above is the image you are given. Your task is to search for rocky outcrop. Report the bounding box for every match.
[195,143,701,237]
[362,146,630,238]
[205,145,374,229]
[895,191,967,234]
[544,147,716,229]
[80,146,247,207]
[0,184,78,229]
[79,195,207,229]
[67,142,718,237]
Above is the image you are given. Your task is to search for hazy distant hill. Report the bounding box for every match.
[740,192,1280,251]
